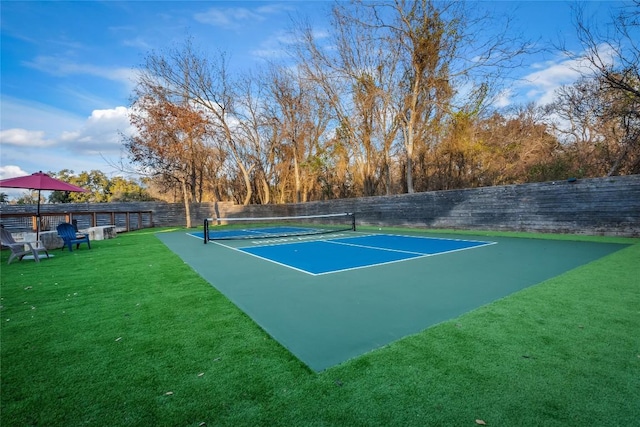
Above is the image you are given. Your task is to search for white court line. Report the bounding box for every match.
[325,239,428,256]
[325,234,497,256]
[236,250,316,275]
[311,254,428,276]
[312,240,497,276]
[204,239,316,272]
[186,232,205,241]
[239,232,363,248]
[234,243,428,276]
[203,233,497,276]
[367,232,496,245]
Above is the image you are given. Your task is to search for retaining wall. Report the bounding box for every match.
[214,175,640,237]
[1,175,638,237]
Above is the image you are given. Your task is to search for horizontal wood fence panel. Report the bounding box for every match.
[1,175,638,237]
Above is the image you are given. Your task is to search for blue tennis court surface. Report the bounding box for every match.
[213,234,495,275]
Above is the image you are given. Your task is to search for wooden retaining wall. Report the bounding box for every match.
[213,175,640,237]
[1,175,638,237]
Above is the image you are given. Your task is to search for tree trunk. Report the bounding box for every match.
[181,178,192,228]
[405,127,415,194]
[239,162,253,206]
[607,133,638,176]
[290,138,302,203]
[261,176,270,204]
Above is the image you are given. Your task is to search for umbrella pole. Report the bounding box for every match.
[36,189,41,244]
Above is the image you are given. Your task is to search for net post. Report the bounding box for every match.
[350,212,356,231]
[203,218,208,244]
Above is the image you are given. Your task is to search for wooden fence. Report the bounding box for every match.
[0,208,153,233]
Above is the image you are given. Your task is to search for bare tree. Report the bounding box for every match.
[384,0,529,192]
[136,39,254,205]
[234,72,272,204]
[125,89,212,227]
[548,75,640,176]
[572,1,639,101]
[265,67,330,202]
[122,6,548,205]
[478,105,563,184]
[564,1,640,176]
[294,0,528,194]
[293,3,403,197]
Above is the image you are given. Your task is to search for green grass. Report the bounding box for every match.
[1,228,639,426]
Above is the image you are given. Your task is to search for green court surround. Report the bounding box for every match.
[157,230,628,371]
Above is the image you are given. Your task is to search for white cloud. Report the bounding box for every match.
[1,96,85,134]
[122,36,152,50]
[0,165,31,199]
[194,7,266,30]
[23,55,137,86]
[503,44,617,107]
[493,89,513,109]
[194,4,293,31]
[1,96,134,154]
[255,4,293,15]
[0,101,135,179]
[519,59,585,105]
[0,103,134,155]
[0,165,29,180]
[250,30,297,59]
[58,107,135,155]
[0,129,55,148]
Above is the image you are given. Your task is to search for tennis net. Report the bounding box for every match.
[203,212,356,243]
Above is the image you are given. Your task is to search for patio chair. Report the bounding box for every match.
[57,222,91,251]
[0,227,50,264]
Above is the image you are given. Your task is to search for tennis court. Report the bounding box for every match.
[190,231,495,275]
[157,223,627,371]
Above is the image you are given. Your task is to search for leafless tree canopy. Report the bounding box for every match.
[124,1,640,206]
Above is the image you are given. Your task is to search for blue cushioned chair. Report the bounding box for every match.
[57,222,91,251]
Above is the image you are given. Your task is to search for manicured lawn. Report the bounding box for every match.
[1,228,638,426]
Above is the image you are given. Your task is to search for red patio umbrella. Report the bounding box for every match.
[0,171,87,241]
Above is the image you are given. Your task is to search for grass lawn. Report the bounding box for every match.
[1,228,639,426]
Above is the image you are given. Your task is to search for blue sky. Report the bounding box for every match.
[0,0,628,197]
